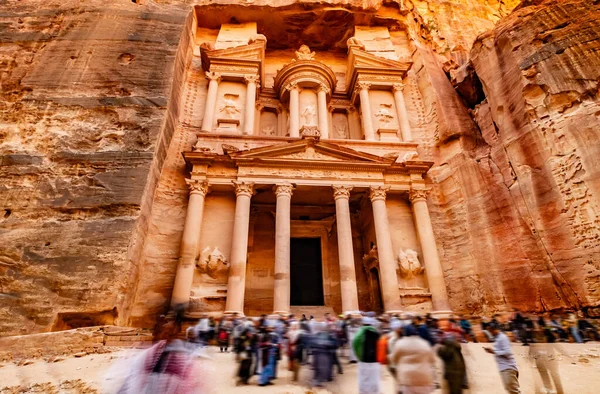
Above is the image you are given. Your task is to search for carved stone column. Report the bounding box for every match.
[317,85,330,139]
[333,185,359,313]
[287,83,300,138]
[409,189,451,312]
[347,106,359,140]
[201,72,221,133]
[276,105,284,137]
[224,181,254,315]
[171,179,209,307]
[243,75,259,135]
[369,186,402,313]
[273,183,293,314]
[357,82,375,141]
[392,83,413,142]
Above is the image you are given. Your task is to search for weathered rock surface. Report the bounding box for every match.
[1,0,599,336]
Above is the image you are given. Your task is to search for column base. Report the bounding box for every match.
[273,310,289,316]
[429,310,454,319]
[223,310,245,317]
[385,309,403,316]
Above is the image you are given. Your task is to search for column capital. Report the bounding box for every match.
[318,84,330,94]
[409,188,429,203]
[369,186,390,202]
[284,81,299,92]
[233,181,255,198]
[273,183,294,198]
[357,81,372,91]
[205,71,222,82]
[255,102,265,111]
[186,179,209,196]
[346,106,357,114]
[244,74,260,84]
[332,185,353,200]
[392,82,405,92]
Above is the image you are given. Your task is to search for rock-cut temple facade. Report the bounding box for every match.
[169,20,452,318]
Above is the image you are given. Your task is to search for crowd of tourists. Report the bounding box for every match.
[114,308,599,394]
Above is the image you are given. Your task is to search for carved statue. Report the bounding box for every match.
[334,124,347,139]
[197,246,229,279]
[397,249,425,279]
[219,94,240,119]
[347,36,366,50]
[199,42,215,51]
[396,151,419,163]
[374,104,395,127]
[262,125,276,136]
[295,44,316,61]
[302,105,317,126]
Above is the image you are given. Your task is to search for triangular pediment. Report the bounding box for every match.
[348,47,411,71]
[203,42,265,62]
[230,139,390,164]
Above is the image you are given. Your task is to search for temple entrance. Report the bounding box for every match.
[290,237,324,306]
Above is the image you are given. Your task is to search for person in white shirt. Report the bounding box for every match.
[484,323,521,393]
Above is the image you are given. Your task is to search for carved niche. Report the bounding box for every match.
[331,112,349,139]
[260,110,278,137]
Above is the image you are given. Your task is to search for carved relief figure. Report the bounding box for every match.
[302,105,317,126]
[219,94,241,119]
[332,113,349,139]
[374,103,395,127]
[397,249,425,278]
[295,44,315,61]
[197,246,229,279]
[262,125,276,136]
[347,36,366,50]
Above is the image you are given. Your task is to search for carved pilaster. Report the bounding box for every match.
[233,181,255,198]
[332,185,353,200]
[274,183,294,198]
[408,189,429,203]
[369,186,390,202]
[186,179,209,196]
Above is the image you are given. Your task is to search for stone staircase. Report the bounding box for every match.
[289,306,337,319]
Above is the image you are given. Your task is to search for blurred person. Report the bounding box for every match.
[111,319,207,394]
[391,324,436,394]
[481,316,494,342]
[196,314,210,346]
[311,321,336,387]
[578,315,600,341]
[217,317,231,352]
[549,316,568,341]
[328,321,343,375]
[347,317,361,364]
[529,343,564,394]
[236,328,256,385]
[566,312,583,343]
[287,321,307,381]
[416,316,435,346]
[459,316,477,343]
[538,315,556,343]
[258,327,277,386]
[484,322,521,394]
[352,315,381,394]
[437,333,466,394]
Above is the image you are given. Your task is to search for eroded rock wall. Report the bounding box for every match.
[428,0,600,314]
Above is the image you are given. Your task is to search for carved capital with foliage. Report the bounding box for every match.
[273,183,294,198]
[244,74,260,85]
[369,186,390,202]
[332,185,353,200]
[408,188,429,203]
[392,83,405,93]
[205,71,222,83]
[233,181,255,198]
[186,179,210,196]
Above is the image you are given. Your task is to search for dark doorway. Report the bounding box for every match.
[290,238,324,305]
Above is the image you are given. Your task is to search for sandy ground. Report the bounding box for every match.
[1,343,599,393]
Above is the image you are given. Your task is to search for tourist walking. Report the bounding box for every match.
[530,343,564,394]
[235,329,255,385]
[484,322,521,393]
[437,333,466,394]
[352,316,381,394]
[391,325,436,394]
[311,322,336,387]
[287,321,307,381]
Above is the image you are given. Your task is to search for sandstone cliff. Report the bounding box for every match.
[1,0,598,336]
